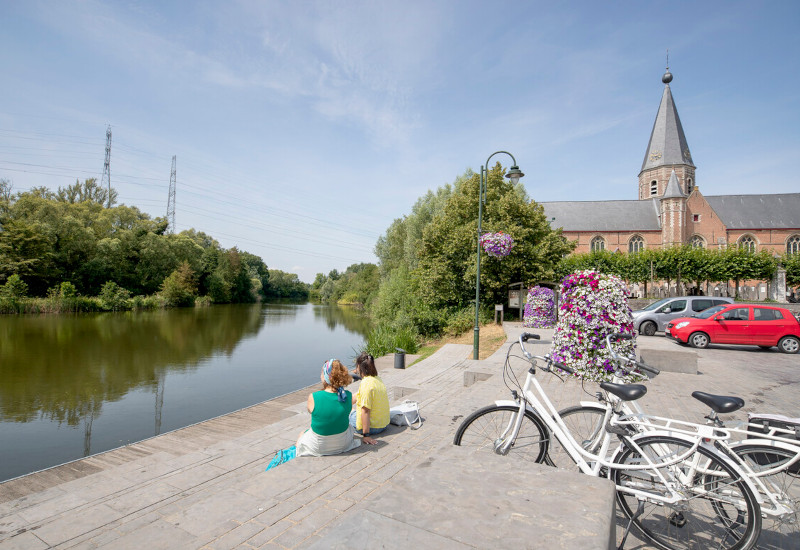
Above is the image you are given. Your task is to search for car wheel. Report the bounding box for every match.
[689,332,710,349]
[778,336,799,354]
[640,321,657,336]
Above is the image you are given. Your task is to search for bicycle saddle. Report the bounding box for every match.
[691,391,745,414]
[599,382,647,401]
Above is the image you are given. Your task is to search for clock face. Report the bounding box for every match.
[649,150,662,161]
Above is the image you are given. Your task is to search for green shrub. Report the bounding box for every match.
[59,281,77,298]
[443,307,476,336]
[160,262,198,307]
[131,295,163,310]
[361,323,419,357]
[100,281,132,311]
[0,275,28,300]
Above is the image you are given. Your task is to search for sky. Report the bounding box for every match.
[1,1,798,283]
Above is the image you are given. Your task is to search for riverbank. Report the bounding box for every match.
[0,323,616,549]
[3,324,799,548]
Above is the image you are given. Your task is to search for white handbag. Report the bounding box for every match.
[389,400,422,430]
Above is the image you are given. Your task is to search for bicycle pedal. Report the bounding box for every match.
[668,511,687,528]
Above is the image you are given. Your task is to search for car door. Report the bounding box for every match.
[654,299,688,331]
[713,307,752,344]
[750,307,787,346]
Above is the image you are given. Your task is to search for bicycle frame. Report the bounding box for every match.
[501,351,754,508]
[601,335,800,518]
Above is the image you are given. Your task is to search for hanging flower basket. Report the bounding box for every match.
[480,232,514,258]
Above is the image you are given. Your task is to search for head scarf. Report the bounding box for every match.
[323,359,348,402]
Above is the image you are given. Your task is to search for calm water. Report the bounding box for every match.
[0,302,370,482]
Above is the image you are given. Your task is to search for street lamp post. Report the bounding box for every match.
[474,152,524,359]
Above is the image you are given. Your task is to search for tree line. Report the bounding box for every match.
[556,246,800,298]
[0,178,307,311]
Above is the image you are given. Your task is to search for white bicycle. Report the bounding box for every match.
[454,332,763,550]
[558,333,800,550]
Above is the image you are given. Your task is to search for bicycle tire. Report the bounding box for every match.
[612,435,761,550]
[453,404,549,463]
[730,444,799,550]
[550,405,608,469]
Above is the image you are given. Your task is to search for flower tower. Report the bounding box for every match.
[523,286,556,328]
[550,270,638,382]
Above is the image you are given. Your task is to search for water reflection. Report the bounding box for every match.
[0,302,369,482]
[0,305,265,425]
[311,303,372,333]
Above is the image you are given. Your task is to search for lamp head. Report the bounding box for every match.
[505,165,524,184]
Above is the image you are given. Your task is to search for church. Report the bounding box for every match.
[542,69,800,259]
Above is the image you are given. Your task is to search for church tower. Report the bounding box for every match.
[638,68,696,201]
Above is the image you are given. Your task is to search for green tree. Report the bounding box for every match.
[0,274,28,299]
[99,281,131,311]
[161,262,198,307]
[414,164,574,310]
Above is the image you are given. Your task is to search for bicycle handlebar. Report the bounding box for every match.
[605,332,660,377]
[518,332,575,375]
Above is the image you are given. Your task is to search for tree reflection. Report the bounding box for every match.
[0,305,265,424]
[311,303,372,333]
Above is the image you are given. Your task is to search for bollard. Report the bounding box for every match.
[394,348,406,369]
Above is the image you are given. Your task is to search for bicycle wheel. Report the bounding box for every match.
[453,404,549,463]
[731,444,799,550]
[612,435,761,550]
[549,405,608,469]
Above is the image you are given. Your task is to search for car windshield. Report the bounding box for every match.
[641,298,672,312]
[695,305,727,319]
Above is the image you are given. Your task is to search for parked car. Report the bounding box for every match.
[665,304,800,354]
[632,296,734,336]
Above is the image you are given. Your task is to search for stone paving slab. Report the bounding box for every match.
[310,443,615,550]
[2,324,798,549]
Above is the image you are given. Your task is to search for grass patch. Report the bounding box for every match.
[409,322,508,365]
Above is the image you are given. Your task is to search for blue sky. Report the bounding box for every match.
[2,1,798,283]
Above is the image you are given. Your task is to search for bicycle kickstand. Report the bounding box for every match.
[617,499,645,550]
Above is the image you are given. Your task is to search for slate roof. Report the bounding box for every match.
[542,193,800,232]
[543,199,661,232]
[662,170,684,199]
[706,194,800,229]
[640,76,694,173]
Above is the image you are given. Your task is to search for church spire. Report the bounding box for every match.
[640,68,695,174]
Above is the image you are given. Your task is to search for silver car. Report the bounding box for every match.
[632,296,734,336]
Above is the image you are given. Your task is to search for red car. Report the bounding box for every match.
[665,304,800,354]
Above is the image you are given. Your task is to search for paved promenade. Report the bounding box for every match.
[1,324,799,549]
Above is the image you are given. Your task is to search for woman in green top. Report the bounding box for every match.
[350,352,390,444]
[296,359,371,457]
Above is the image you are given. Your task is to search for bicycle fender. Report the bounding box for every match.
[618,430,764,504]
[494,399,537,415]
[728,438,800,454]
[578,401,606,411]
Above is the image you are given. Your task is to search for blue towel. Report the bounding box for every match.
[265,445,296,471]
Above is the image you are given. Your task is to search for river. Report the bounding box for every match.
[0,302,370,482]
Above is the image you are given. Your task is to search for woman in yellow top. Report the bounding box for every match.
[350,352,390,444]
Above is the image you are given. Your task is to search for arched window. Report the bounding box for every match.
[650,180,658,196]
[690,235,705,249]
[686,178,694,194]
[738,235,757,253]
[628,235,645,253]
[590,236,605,252]
[787,234,800,255]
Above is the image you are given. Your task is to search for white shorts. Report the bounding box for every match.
[296,424,361,457]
